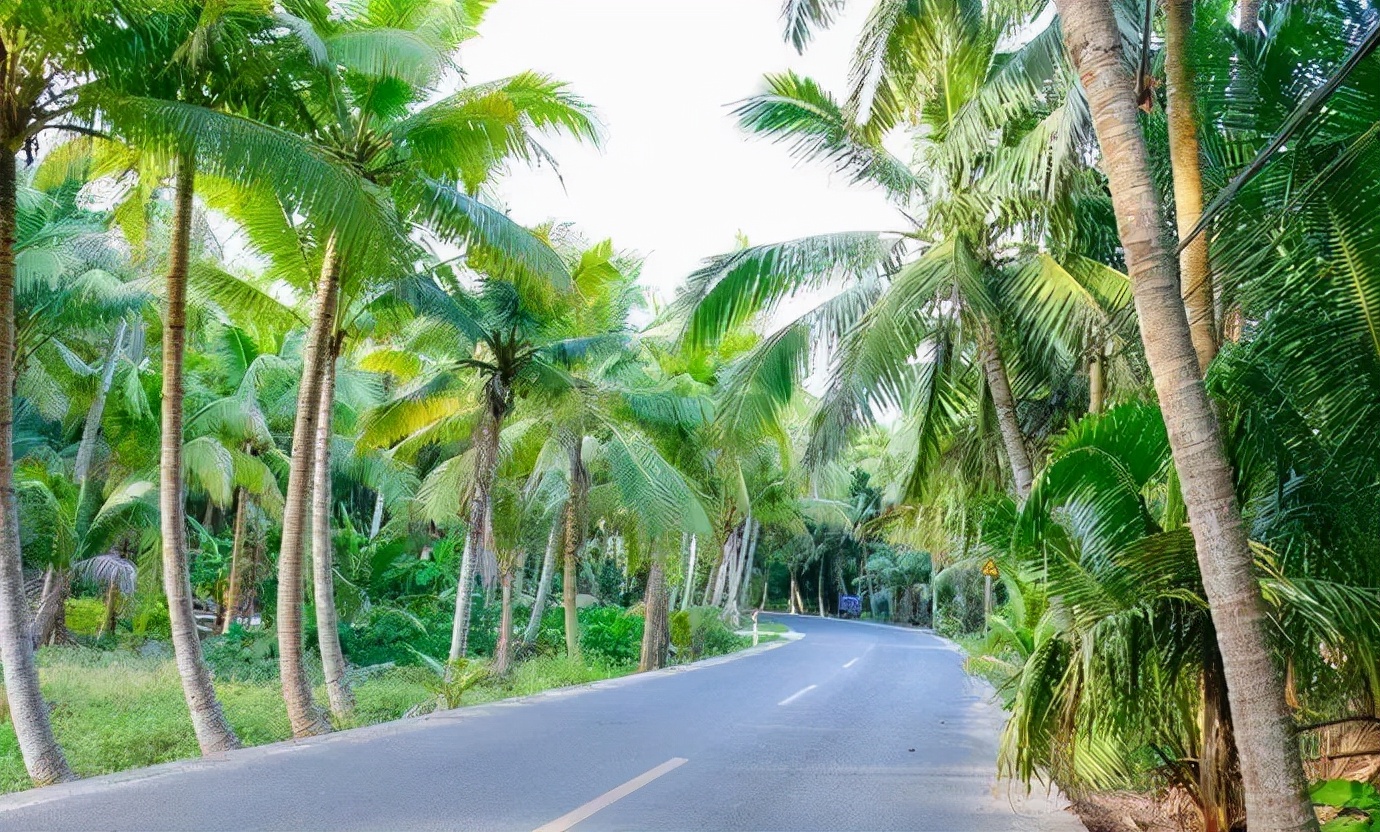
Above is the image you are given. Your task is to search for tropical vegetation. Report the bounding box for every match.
[0,0,1378,829]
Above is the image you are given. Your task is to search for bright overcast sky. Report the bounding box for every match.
[460,1,900,304]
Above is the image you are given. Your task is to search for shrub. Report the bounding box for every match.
[671,606,748,661]
[339,605,451,667]
[64,598,106,637]
[577,606,643,666]
[203,624,279,682]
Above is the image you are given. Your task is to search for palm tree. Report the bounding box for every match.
[0,0,122,785]
[256,0,598,734]
[679,9,1123,506]
[1051,0,1317,826]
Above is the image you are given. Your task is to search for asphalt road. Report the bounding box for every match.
[0,615,1084,831]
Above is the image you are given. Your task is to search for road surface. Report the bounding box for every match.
[0,615,1083,831]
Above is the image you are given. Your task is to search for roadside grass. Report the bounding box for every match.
[754,621,789,634]
[0,628,772,793]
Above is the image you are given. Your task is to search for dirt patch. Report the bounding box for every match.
[1068,790,1196,832]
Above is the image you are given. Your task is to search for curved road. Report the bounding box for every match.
[0,615,1083,831]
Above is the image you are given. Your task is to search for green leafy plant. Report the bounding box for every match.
[407,651,489,710]
[1313,780,1380,832]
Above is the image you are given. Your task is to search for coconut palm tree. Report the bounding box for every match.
[0,0,127,785]
[679,5,1125,507]
[1051,0,1319,825]
[249,0,598,735]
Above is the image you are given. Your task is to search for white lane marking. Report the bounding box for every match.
[843,657,860,669]
[778,684,817,706]
[534,757,688,832]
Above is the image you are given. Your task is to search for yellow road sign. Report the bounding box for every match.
[981,559,1000,578]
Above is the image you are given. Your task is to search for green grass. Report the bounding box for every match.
[753,621,789,634]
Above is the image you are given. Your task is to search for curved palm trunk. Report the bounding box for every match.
[561,439,587,660]
[449,395,504,661]
[0,149,71,785]
[221,487,248,634]
[523,524,559,644]
[978,325,1034,500]
[276,236,341,738]
[1056,4,1316,828]
[638,559,668,672]
[311,340,353,720]
[160,157,241,755]
[723,518,751,624]
[1165,0,1218,374]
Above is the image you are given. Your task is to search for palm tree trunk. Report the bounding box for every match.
[494,569,514,675]
[1089,346,1106,414]
[978,324,1034,500]
[311,339,353,721]
[638,559,668,672]
[1238,0,1259,32]
[561,439,586,660]
[275,234,341,738]
[723,519,751,624]
[99,579,119,639]
[1056,4,1316,828]
[816,556,826,617]
[681,534,697,611]
[367,491,384,541]
[31,567,70,648]
[74,318,128,484]
[160,156,242,755]
[740,521,759,610]
[523,524,559,644]
[221,488,248,634]
[1202,636,1245,832]
[710,530,734,607]
[1165,0,1218,374]
[449,394,505,661]
[760,562,771,610]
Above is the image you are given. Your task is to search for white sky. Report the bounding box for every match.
[460,1,901,305]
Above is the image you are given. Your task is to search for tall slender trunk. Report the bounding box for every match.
[561,439,586,660]
[788,569,800,614]
[1056,4,1315,828]
[494,569,514,675]
[710,530,734,607]
[523,524,559,644]
[74,318,128,483]
[449,392,505,661]
[1089,346,1106,414]
[978,324,1033,500]
[741,521,759,610]
[760,563,771,610]
[367,491,384,541]
[681,534,697,611]
[638,559,668,672]
[160,157,241,754]
[723,518,751,624]
[1165,0,1218,374]
[816,556,826,617]
[276,235,341,738]
[221,487,248,634]
[311,340,353,721]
